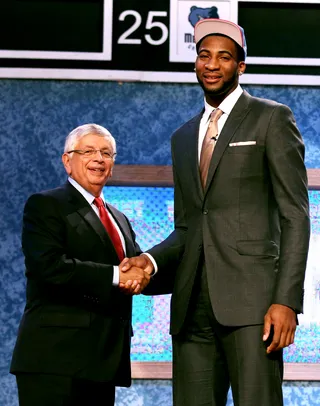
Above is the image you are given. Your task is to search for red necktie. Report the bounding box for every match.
[93,197,125,261]
[199,108,223,189]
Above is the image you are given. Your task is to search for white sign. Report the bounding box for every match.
[169,0,237,63]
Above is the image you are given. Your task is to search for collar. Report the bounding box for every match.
[68,177,105,206]
[203,85,243,121]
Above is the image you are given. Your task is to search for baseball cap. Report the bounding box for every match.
[194,18,247,59]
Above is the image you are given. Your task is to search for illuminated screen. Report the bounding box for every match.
[103,187,320,363]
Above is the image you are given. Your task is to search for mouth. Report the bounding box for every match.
[203,74,222,84]
[88,168,105,174]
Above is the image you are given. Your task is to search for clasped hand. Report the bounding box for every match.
[118,254,154,295]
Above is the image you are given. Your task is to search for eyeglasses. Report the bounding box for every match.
[67,149,116,159]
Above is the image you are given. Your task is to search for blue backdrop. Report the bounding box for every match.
[0,79,320,405]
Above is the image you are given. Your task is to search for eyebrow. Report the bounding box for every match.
[199,49,234,58]
[81,144,111,150]
[217,50,234,58]
[222,49,232,53]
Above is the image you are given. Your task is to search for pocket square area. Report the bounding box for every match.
[229,141,257,147]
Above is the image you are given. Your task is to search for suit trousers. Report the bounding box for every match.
[15,373,116,406]
[172,263,283,406]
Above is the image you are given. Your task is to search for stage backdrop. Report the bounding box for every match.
[0,79,319,405]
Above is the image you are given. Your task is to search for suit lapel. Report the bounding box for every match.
[204,92,251,196]
[184,111,204,199]
[65,183,120,259]
[78,205,116,250]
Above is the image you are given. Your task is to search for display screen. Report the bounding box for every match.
[238,1,320,58]
[103,186,320,363]
[0,1,103,52]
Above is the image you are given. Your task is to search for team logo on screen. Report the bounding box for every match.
[184,6,220,47]
[169,1,233,63]
[188,5,219,27]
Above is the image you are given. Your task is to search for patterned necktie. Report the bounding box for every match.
[93,197,125,261]
[199,108,223,189]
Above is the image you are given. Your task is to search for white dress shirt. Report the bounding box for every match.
[68,177,125,285]
[198,85,243,161]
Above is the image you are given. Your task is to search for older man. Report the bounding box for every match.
[10,124,150,406]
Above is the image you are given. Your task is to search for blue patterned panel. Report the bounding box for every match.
[0,80,319,170]
[115,380,320,406]
[104,186,174,362]
[290,191,320,362]
[1,80,320,406]
[104,186,320,364]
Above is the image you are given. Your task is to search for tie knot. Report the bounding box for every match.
[210,108,223,123]
[93,197,104,208]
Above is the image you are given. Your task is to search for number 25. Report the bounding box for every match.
[118,10,168,46]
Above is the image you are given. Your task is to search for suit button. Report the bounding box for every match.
[203,209,208,215]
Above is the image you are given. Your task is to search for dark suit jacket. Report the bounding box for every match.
[10,181,141,386]
[146,91,310,335]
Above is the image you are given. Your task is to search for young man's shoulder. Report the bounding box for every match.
[172,111,203,140]
[247,92,288,110]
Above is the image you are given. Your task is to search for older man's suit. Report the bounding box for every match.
[11,181,141,392]
[146,91,310,405]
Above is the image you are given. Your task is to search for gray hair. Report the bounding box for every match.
[64,124,116,158]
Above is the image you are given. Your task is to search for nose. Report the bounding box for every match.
[205,57,219,70]
[93,150,104,160]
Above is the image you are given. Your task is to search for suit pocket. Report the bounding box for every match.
[226,145,260,154]
[40,307,91,328]
[236,240,279,257]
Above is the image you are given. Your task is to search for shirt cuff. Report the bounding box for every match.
[113,266,120,286]
[142,253,158,276]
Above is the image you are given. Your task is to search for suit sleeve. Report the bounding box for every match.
[22,193,117,302]
[266,104,310,312]
[144,137,187,295]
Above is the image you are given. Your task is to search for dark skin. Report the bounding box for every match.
[121,34,297,353]
[195,34,245,107]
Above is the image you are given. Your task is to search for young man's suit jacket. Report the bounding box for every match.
[10,181,141,386]
[146,91,310,336]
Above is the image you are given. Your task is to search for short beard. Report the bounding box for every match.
[196,72,239,99]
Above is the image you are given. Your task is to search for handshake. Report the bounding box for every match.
[118,254,154,295]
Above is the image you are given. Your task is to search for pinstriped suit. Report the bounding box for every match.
[146,90,310,405]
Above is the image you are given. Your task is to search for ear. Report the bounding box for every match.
[238,61,246,76]
[62,153,72,176]
[109,161,114,178]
